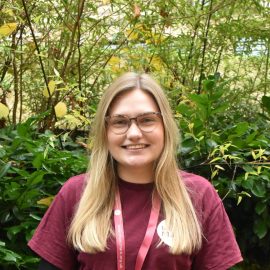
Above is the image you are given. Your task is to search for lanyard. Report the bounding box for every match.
[114,188,161,270]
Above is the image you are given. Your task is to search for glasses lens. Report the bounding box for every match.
[137,113,160,132]
[109,115,129,134]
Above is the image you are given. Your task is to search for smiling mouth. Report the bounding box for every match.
[122,144,149,150]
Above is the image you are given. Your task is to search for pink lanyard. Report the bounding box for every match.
[114,188,161,270]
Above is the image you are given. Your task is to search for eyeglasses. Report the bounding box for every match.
[105,112,162,135]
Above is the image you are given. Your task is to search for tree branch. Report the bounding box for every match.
[21,0,63,149]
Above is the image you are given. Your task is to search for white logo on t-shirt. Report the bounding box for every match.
[157,220,173,247]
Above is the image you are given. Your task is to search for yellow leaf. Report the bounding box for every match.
[102,0,110,4]
[43,80,56,97]
[108,56,123,73]
[37,196,54,207]
[0,23,17,37]
[0,103,9,119]
[237,196,242,205]
[151,56,163,71]
[188,122,194,131]
[108,56,121,66]
[251,150,256,160]
[55,102,67,118]
[3,9,15,16]
[48,80,56,92]
[209,157,221,163]
[211,169,218,179]
[126,29,139,40]
[215,164,225,171]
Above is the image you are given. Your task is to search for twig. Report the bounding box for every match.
[184,161,270,170]
[21,0,63,149]
[221,164,238,201]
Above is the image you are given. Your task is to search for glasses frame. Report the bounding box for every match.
[105,112,162,135]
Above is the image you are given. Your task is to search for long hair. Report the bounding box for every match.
[68,72,202,254]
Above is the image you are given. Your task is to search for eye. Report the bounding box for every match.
[139,115,156,125]
[111,117,129,127]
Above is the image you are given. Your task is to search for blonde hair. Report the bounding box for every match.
[68,72,202,254]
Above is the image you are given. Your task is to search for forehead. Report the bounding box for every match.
[109,89,159,116]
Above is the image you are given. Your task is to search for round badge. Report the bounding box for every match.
[157,220,173,247]
[114,209,121,216]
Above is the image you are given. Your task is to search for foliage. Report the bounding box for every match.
[176,76,270,269]
[0,0,270,269]
[0,114,88,269]
[0,0,269,128]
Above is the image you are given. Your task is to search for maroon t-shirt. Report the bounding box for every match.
[28,171,243,270]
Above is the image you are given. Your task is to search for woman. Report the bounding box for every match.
[29,72,243,270]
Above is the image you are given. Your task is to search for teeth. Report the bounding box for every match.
[125,144,147,149]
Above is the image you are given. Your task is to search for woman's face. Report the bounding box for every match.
[107,89,164,172]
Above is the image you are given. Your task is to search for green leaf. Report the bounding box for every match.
[4,182,21,200]
[206,139,218,149]
[27,171,47,186]
[32,153,44,169]
[203,79,215,91]
[188,94,209,106]
[212,103,229,114]
[241,178,253,190]
[0,162,12,178]
[29,213,41,221]
[176,103,192,116]
[0,146,6,158]
[243,165,254,173]
[254,219,268,239]
[252,183,266,197]
[262,95,270,114]
[3,251,21,263]
[0,241,5,246]
[210,89,224,101]
[255,202,267,215]
[7,225,22,239]
[17,124,29,137]
[1,212,12,223]
[246,131,258,144]
[235,122,249,135]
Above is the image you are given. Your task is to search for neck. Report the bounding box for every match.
[117,165,154,184]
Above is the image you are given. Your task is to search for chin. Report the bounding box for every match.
[124,160,154,169]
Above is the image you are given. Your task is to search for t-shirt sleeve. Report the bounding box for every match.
[191,182,243,270]
[28,179,80,270]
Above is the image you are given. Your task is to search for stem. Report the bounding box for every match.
[19,27,23,123]
[264,38,270,97]
[60,0,85,79]
[198,0,213,94]
[12,34,19,125]
[21,0,63,149]
[89,23,137,92]
[77,0,84,93]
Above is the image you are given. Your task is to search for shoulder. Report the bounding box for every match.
[180,170,219,200]
[181,171,244,268]
[179,170,222,223]
[27,175,85,269]
[58,173,87,199]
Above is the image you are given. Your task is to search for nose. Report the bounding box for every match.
[126,121,142,140]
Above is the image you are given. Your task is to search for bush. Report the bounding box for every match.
[0,114,88,269]
[177,77,270,269]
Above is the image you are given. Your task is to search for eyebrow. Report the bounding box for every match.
[109,111,159,117]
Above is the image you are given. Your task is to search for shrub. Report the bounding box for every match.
[0,114,88,269]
